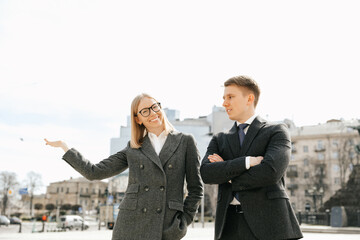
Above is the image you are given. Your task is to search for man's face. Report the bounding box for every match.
[222,85,253,122]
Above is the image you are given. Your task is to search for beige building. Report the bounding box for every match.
[46,177,108,213]
[287,119,360,213]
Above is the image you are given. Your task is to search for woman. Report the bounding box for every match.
[45,93,203,240]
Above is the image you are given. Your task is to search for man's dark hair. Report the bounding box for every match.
[224,75,261,108]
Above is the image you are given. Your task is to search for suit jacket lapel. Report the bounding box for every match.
[140,135,164,171]
[240,116,266,156]
[226,122,241,158]
[159,131,183,166]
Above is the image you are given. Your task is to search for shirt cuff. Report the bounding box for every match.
[245,156,250,169]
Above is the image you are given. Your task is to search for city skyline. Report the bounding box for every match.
[1,0,360,193]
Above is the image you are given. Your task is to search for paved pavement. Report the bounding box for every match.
[1,222,360,239]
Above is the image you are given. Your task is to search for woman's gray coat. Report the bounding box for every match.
[62,131,203,240]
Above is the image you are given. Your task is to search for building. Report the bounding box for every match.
[287,119,360,213]
[45,177,108,213]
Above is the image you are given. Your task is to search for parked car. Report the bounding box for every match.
[57,215,89,230]
[0,215,10,226]
[10,217,22,225]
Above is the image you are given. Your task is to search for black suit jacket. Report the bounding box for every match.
[200,116,303,240]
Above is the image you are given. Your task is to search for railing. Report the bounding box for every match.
[297,211,330,225]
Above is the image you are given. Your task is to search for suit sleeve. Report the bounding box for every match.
[183,134,204,225]
[200,134,248,185]
[62,143,129,181]
[231,124,291,191]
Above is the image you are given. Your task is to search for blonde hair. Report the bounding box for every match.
[130,93,175,148]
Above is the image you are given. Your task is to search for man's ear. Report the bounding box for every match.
[248,94,255,106]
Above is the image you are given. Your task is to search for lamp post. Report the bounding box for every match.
[306,187,324,212]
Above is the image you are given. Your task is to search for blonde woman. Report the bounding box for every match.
[45,93,203,240]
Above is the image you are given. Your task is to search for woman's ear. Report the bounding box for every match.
[135,116,142,125]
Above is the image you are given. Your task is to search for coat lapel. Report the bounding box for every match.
[226,122,241,158]
[159,131,183,166]
[140,135,164,171]
[239,116,266,156]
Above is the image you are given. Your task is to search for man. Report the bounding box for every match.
[200,76,303,240]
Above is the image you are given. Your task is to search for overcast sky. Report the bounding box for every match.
[1,0,359,194]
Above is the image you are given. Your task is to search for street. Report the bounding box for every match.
[1,222,360,239]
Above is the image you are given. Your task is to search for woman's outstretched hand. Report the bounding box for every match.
[44,138,69,152]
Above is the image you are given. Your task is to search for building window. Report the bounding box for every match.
[304,158,309,166]
[334,178,340,185]
[303,146,309,153]
[289,165,297,171]
[93,189,96,194]
[86,188,88,193]
[57,187,59,193]
[61,187,63,192]
[66,188,69,194]
[333,164,340,172]
[318,153,325,160]
[332,151,339,159]
[291,155,295,161]
[332,140,339,147]
[291,190,295,196]
[304,172,309,178]
[80,188,83,193]
[317,140,324,149]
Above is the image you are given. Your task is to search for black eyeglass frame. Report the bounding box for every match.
[136,102,162,117]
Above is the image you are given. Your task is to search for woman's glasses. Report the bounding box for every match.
[136,102,161,117]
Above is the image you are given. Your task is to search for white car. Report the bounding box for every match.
[0,215,10,226]
[58,215,89,230]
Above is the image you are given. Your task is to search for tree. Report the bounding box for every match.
[333,126,360,187]
[34,203,43,210]
[46,203,55,212]
[25,171,43,217]
[60,204,72,211]
[71,204,82,213]
[0,171,18,215]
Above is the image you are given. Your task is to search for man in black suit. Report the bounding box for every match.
[200,76,303,240]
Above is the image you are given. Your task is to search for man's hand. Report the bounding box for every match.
[249,156,263,167]
[208,154,224,163]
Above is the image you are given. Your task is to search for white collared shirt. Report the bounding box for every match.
[148,130,168,156]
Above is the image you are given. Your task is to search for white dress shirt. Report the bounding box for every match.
[148,130,168,155]
[230,114,257,205]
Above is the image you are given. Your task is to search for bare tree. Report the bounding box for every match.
[25,171,43,217]
[334,134,359,188]
[0,171,18,215]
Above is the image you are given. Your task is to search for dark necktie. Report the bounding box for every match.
[238,123,249,146]
[234,123,249,202]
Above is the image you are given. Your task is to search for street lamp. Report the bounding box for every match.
[306,187,324,212]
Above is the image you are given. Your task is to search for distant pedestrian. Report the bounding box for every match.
[200,76,303,240]
[45,93,203,240]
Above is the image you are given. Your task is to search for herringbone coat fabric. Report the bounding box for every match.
[63,131,203,240]
[200,116,303,240]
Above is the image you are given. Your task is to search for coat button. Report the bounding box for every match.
[140,164,144,169]
[144,186,149,191]
[168,164,173,169]
[142,208,147,213]
[160,186,165,191]
[156,208,162,213]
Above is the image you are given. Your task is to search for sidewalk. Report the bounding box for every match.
[300,224,360,234]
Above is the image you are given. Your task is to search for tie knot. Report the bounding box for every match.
[239,123,249,131]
